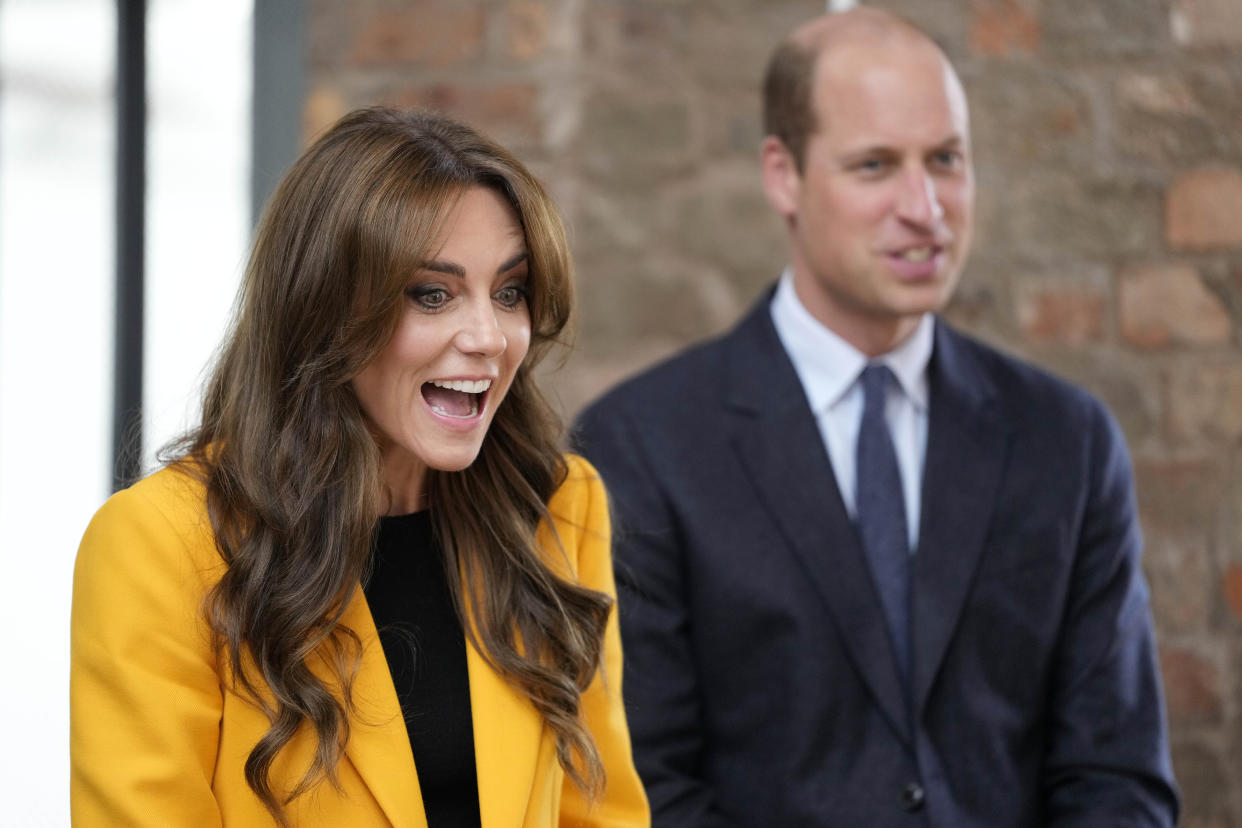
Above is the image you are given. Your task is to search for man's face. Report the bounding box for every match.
[764,39,975,354]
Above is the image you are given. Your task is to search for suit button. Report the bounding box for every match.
[900,782,925,812]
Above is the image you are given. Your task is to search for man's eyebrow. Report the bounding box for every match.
[420,251,529,278]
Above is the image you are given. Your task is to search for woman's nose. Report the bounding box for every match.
[453,301,507,357]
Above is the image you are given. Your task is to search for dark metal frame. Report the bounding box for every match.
[110,0,304,491]
[113,0,145,491]
[252,0,306,225]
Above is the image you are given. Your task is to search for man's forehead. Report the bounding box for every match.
[805,58,970,157]
[811,39,967,125]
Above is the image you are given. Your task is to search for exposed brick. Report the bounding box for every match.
[385,82,541,146]
[1170,740,1234,828]
[988,174,1163,261]
[966,68,1092,165]
[1172,0,1242,48]
[302,86,348,144]
[674,163,787,295]
[969,0,1041,57]
[1165,363,1242,443]
[941,275,1005,342]
[350,4,485,68]
[1115,69,1242,165]
[1042,0,1174,58]
[1119,263,1231,349]
[1118,74,1199,116]
[688,4,816,92]
[575,242,738,349]
[506,0,549,61]
[1159,646,1224,725]
[1225,563,1242,621]
[1167,167,1242,250]
[579,79,693,185]
[1014,270,1107,345]
[1143,528,1212,634]
[582,2,689,65]
[1135,454,1221,534]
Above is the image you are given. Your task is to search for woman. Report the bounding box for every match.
[71,107,649,827]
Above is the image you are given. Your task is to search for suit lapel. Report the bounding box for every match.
[725,299,911,743]
[342,586,544,828]
[912,322,1009,712]
[466,614,544,828]
[340,589,428,828]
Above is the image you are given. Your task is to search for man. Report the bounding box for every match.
[573,9,1178,827]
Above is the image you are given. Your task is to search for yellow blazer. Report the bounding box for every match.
[71,454,649,827]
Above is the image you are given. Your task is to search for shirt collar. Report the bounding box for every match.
[770,269,933,413]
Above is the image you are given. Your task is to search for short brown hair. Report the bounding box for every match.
[763,11,940,173]
[762,36,819,173]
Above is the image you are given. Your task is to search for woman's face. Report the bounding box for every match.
[352,186,532,512]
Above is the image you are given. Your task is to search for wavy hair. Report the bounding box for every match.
[168,107,611,824]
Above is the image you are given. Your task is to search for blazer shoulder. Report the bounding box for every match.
[552,453,605,515]
[541,454,611,579]
[937,321,1109,429]
[78,463,219,574]
[588,335,733,417]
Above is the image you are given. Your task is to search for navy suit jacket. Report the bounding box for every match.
[573,292,1178,827]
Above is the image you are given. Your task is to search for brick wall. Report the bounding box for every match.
[305,1,1242,823]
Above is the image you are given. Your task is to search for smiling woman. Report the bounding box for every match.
[353,187,534,515]
[69,107,649,828]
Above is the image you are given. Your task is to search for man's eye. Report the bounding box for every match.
[932,150,963,169]
[409,287,450,309]
[495,285,527,309]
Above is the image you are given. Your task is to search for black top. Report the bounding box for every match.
[365,511,482,828]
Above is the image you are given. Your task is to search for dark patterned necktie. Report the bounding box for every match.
[855,364,911,684]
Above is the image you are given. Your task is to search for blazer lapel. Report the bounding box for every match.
[466,618,544,828]
[340,589,428,828]
[912,322,1010,712]
[725,299,911,744]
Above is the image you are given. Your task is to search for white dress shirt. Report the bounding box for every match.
[770,271,933,551]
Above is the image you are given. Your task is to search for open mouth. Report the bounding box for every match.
[894,246,937,263]
[421,378,491,419]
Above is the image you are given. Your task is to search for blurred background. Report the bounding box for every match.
[1,0,1239,824]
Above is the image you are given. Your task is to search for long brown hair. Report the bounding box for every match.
[169,107,611,823]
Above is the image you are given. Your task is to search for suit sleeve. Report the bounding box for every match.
[573,408,737,828]
[1041,402,1179,826]
[71,482,225,827]
[554,455,651,827]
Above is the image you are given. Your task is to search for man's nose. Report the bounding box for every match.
[895,168,945,226]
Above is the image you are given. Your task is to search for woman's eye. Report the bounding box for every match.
[409,286,450,309]
[495,285,527,309]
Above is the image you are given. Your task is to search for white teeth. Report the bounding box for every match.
[899,247,933,262]
[431,378,492,394]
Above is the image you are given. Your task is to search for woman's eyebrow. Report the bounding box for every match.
[422,260,465,277]
[499,252,529,273]
[421,251,529,278]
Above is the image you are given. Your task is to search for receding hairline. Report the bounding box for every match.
[786,7,944,65]
[769,8,963,155]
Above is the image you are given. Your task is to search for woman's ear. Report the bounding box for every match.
[760,135,801,219]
